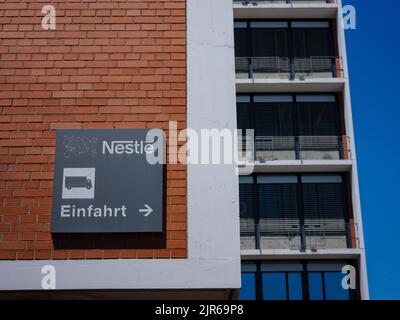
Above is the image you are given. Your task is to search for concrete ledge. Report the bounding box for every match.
[236,78,345,93]
[234,2,338,19]
[241,248,365,260]
[239,160,353,174]
[0,258,240,291]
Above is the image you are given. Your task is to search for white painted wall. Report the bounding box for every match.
[187,0,240,262]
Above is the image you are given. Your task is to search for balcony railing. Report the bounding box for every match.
[238,135,350,161]
[240,220,358,251]
[235,56,342,79]
[234,0,335,4]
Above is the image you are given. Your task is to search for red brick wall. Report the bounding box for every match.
[0,0,187,260]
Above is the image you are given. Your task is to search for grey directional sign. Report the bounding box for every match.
[51,129,164,233]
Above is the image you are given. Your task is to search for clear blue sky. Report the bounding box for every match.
[343,0,400,300]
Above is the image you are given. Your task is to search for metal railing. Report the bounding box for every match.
[235,56,342,79]
[234,0,335,4]
[240,219,358,251]
[238,135,350,161]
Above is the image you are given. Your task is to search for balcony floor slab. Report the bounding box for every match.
[240,248,365,260]
[238,160,353,174]
[234,3,338,19]
[236,78,345,93]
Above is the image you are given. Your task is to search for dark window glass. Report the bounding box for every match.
[252,28,274,57]
[288,272,303,300]
[254,103,294,137]
[262,273,287,300]
[239,183,256,219]
[275,29,290,58]
[239,183,257,242]
[234,27,249,57]
[298,102,340,136]
[238,102,295,143]
[308,272,324,300]
[237,98,341,138]
[258,183,300,237]
[302,182,347,237]
[240,262,357,301]
[324,272,350,300]
[237,104,252,133]
[239,174,349,250]
[251,28,289,57]
[239,273,257,300]
[234,21,335,59]
[292,28,333,57]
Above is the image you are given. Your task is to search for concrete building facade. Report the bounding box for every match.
[234,0,368,300]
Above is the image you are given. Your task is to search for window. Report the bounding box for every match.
[324,272,351,300]
[234,21,337,78]
[234,22,248,58]
[262,273,287,300]
[239,174,351,250]
[288,272,303,300]
[239,263,257,300]
[240,261,357,301]
[302,175,349,248]
[308,263,353,300]
[239,273,257,300]
[250,22,289,58]
[254,103,294,137]
[234,20,334,59]
[237,94,344,161]
[261,272,303,300]
[292,21,334,58]
[297,99,340,136]
[308,272,324,300]
[237,94,340,137]
[257,177,300,241]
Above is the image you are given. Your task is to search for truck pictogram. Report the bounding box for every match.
[65,176,92,190]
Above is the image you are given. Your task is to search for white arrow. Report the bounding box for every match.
[139,204,153,217]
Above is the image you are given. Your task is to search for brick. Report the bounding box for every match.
[137,250,153,259]
[18,123,49,131]
[0,139,32,147]
[26,242,53,250]
[12,224,44,232]
[31,172,53,180]
[85,250,103,259]
[171,249,186,258]
[169,231,186,240]
[167,240,186,249]
[50,123,82,129]
[52,251,69,260]
[0,172,30,180]
[0,0,187,261]
[119,250,137,259]
[103,250,120,259]
[17,251,34,260]
[170,214,186,222]
[154,249,171,259]
[0,207,29,215]
[35,251,52,260]
[16,155,49,164]
[0,251,17,259]
[0,224,11,232]
[0,156,17,164]
[19,232,36,241]
[0,242,26,250]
